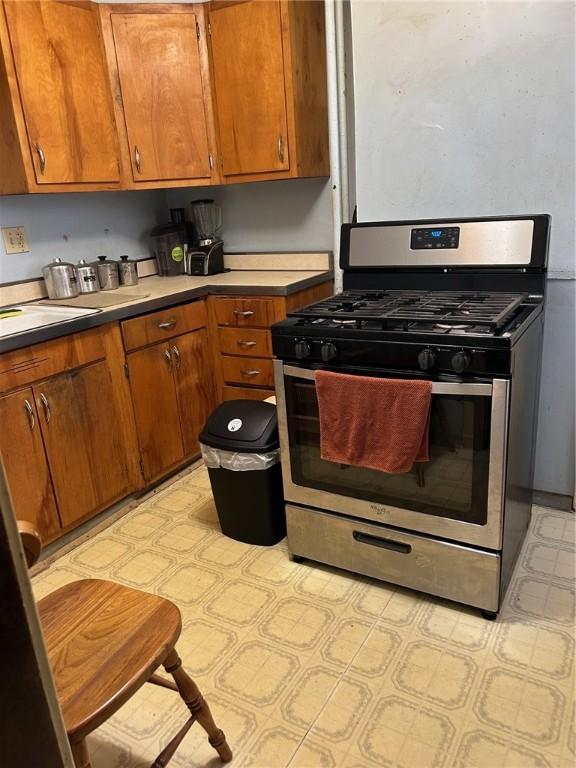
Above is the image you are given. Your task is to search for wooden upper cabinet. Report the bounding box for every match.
[210,1,289,176]
[209,0,329,182]
[100,4,220,187]
[0,0,120,192]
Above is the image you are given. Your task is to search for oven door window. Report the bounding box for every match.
[285,380,491,525]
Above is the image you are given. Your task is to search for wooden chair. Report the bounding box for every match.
[18,523,232,768]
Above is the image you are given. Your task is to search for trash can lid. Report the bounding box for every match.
[199,400,279,453]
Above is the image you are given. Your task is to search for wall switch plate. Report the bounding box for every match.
[2,226,30,254]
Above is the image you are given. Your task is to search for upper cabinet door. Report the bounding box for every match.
[210,0,290,176]
[3,0,120,184]
[111,11,212,182]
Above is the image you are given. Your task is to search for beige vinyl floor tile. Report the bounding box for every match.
[32,466,575,768]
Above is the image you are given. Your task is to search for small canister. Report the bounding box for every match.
[118,254,139,286]
[75,259,99,294]
[94,255,119,291]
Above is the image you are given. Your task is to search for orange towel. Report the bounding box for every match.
[315,370,432,473]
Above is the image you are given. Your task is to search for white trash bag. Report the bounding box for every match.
[201,443,280,472]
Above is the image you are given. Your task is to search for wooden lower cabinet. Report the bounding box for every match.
[0,388,60,542]
[127,329,215,482]
[34,361,134,529]
[127,340,184,482]
[173,329,215,457]
[222,386,274,402]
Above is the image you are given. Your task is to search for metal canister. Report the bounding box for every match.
[94,255,119,291]
[41,258,79,299]
[75,259,99,294]
[118,255,139,286]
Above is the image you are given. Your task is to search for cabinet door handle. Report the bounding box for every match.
[158,319,177,330]
[171,344,181,369]
[237,340,257,348]
[277,134,284,163]
[163,349,172,369]
[233,310,254,318]
[39,393,51,423]
[35,144,46,174]
[134,145,142,174]
[24,399,35,430]
[241,369,261,377]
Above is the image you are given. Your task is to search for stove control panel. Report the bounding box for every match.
[410,226,460,250]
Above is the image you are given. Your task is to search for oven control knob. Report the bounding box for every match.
[417,348,437,370]
[451,350,471,373]
[294,339,311,360]
[321,341,338,362]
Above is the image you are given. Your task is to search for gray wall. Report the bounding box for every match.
[0,191,165,283]
[350,1,575,497]
[0,178,333,283]
[167,178,333,252]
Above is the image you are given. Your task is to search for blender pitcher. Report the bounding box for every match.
[187,200,222,246]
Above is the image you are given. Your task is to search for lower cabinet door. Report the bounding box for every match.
[127,341,185,481]
[172,329,216,457]
[34,362,134,528]
[0,388,61,542]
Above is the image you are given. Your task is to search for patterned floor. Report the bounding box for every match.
[32,466,575,768]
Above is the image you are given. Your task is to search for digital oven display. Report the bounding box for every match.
[410,227,460,250]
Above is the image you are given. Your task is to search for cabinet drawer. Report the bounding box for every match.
[218,327,272,357]
[286,505,501,612]
[222,385,274,402]
[213,297,284,327]
[0,328,105,394]
[121,301,206,351]
[221,356,274,388]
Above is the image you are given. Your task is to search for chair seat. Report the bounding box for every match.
[38,579,181,742]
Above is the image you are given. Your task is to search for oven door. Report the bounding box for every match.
[274,361,509,550]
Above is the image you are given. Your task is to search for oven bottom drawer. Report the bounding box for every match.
[286,504,501,612]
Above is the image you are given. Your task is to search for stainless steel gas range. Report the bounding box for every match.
[271,215,550,618]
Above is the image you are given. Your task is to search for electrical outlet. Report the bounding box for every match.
[2,226,30,254]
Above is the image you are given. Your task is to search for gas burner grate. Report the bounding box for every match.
[291,290,528,331]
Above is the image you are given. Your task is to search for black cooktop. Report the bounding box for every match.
[288,290,534,337]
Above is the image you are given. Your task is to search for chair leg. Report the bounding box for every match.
[163,648,232,763]
[70,739,91,768]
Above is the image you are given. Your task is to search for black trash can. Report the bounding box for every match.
[199,400,286,546]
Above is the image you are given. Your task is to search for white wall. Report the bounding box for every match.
[0,191,165,282]
[167,178,333,253]
[350,1,575,497]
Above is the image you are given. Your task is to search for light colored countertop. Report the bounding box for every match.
[0,268,333,353]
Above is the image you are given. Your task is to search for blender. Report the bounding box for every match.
[185,199,225,276]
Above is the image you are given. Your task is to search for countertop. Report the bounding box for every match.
[0,269,332,353]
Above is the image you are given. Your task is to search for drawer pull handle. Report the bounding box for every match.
[241,369,261,377]
[24,399,35,430]
[233,310,254,318]
[158,319,177,330]
[237,340,257,348]
[353,530,411,554]
[39,392,51,424]
[171,344,181,369]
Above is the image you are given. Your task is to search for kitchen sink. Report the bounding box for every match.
[0,304,100,339]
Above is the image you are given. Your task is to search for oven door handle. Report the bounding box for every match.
[280,364,493,396]
[353,530,412,554]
